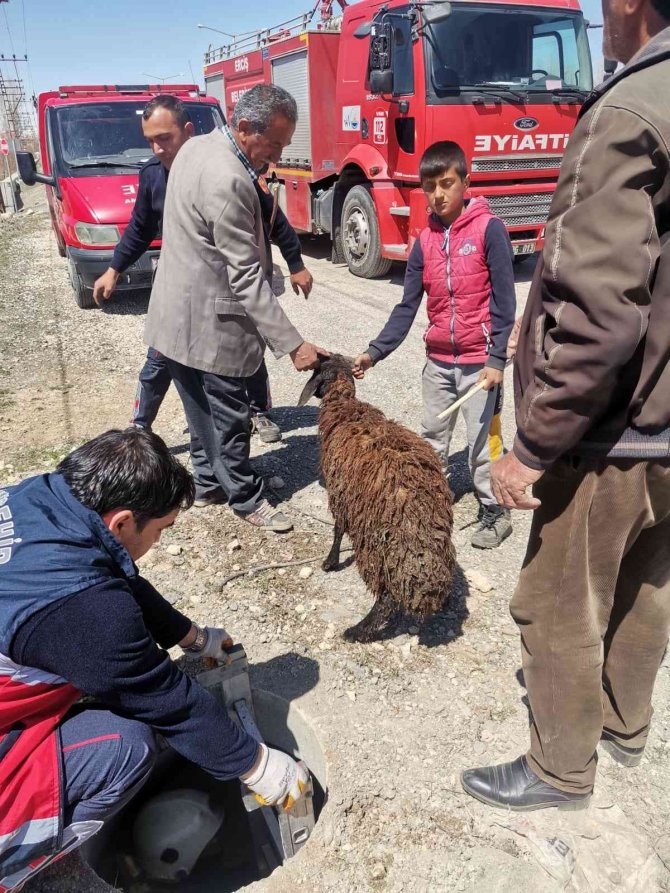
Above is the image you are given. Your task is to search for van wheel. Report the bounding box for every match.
[68,260,96,309]
[341,186,392,279]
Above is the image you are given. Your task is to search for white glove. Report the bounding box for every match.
[199,626,234,660]
[242,744,309,809]
[183,625,234,661]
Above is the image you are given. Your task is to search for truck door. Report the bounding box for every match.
[368,6,424,180]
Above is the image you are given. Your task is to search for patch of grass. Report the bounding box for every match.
[0,387,14,412]
[7,442,74,474]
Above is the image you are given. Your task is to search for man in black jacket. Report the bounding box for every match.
[0,427,306,890]
[93,95,313,446]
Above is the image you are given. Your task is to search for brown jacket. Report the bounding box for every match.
[514,26,670,470]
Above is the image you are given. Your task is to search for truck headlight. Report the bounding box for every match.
[74,223,120,246]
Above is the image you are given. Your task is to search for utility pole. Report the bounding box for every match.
[0,0,31,211]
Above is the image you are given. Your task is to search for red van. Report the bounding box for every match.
[17,84,223,308]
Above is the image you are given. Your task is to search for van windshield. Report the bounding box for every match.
[52,100,223,172]
[424,5,593,100]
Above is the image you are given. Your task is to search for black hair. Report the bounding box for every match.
[651,0,670,18]
[419,141,468,182]
[142,94,189,129]
[57,428,195,528]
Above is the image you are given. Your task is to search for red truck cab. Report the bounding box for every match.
[17,84,224,308]
[205,0,593,277]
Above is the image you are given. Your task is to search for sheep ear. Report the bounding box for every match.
[298,371,322,406]
[341,355,356,369]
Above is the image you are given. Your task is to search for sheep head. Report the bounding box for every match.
[297,354,356,406]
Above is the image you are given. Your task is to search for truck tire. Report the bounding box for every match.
[68,260,96,309]
[341,186,392,279]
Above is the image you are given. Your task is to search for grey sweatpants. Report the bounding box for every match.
[421,358,503,507]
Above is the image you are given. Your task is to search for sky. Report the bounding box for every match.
[1,0,605,104]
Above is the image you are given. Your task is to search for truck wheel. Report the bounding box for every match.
[68,260,96,309]
[341,186,392,279]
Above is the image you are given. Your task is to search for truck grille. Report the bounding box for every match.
[485,192,553,227]
[472,156,562,173]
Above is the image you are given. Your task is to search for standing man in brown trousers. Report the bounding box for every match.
[462,0,670,810]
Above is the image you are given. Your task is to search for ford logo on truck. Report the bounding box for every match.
[514,117,539,131]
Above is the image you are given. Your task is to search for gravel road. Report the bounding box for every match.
[2,187,669,893]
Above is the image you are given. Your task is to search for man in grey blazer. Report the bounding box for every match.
[144,85,325,532]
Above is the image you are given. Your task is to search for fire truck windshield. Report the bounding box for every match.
[424,5,593,101]
[51,101,223,174]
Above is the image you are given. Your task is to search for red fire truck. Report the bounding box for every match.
[204,0,593,277]
[17,85,223,307]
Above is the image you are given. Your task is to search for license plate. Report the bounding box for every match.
[513,242,535,256]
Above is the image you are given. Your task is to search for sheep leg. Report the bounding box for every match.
[344,596,399,643]
[322,523,344,572]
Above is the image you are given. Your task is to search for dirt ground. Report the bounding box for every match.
[2,187,669,893]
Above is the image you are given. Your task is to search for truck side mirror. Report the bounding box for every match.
[422,1,452,26]
[354,21,373,38]
[603,58,617,79]
[17,151,56,188]
[370,69,394,94]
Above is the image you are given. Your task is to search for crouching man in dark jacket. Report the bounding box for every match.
[0,428,306,891]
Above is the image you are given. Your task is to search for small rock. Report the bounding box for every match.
[479,728,494,743]
[295,603,306,614]
[465,568,494,593]
[278,568,287,576]
[166,544,182,556]
[228,602,239,612]
[232,563,241,572]
[299,566,314,580]
[371,863,386,880]
[346,690,356,702]
[268,475,285,489]
[227,538,241,553]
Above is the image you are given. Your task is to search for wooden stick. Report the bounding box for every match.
[436,359,512,421]
[437,380,488,420]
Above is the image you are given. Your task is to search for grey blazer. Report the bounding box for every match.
[144,129,303,377]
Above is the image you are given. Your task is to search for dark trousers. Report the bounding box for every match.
[511,458,670,794]
[62,707,156,824]
[132,349,272,429]
[165,358,265,513]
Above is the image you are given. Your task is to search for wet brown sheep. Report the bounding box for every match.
[298,355,456,642]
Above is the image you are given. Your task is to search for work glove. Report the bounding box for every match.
[242,743,309,809]
[182,625,234,661]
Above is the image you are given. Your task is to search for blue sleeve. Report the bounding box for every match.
[367,239,425,363]
[111,167,161,273]
[132,576,192,649]
[256,185,304,274]
[10,581,258,780]
[484,218,516,371]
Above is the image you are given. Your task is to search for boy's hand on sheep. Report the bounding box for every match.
[291,342,330,371]
[478,366,504,391]
[352,353,373,379]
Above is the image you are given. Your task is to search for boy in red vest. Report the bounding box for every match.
[354,141,516,548]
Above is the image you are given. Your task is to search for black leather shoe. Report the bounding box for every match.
[461,755,591,811]
[601,732,645,767]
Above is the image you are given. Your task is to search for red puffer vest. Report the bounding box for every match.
[420,197,495,365]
